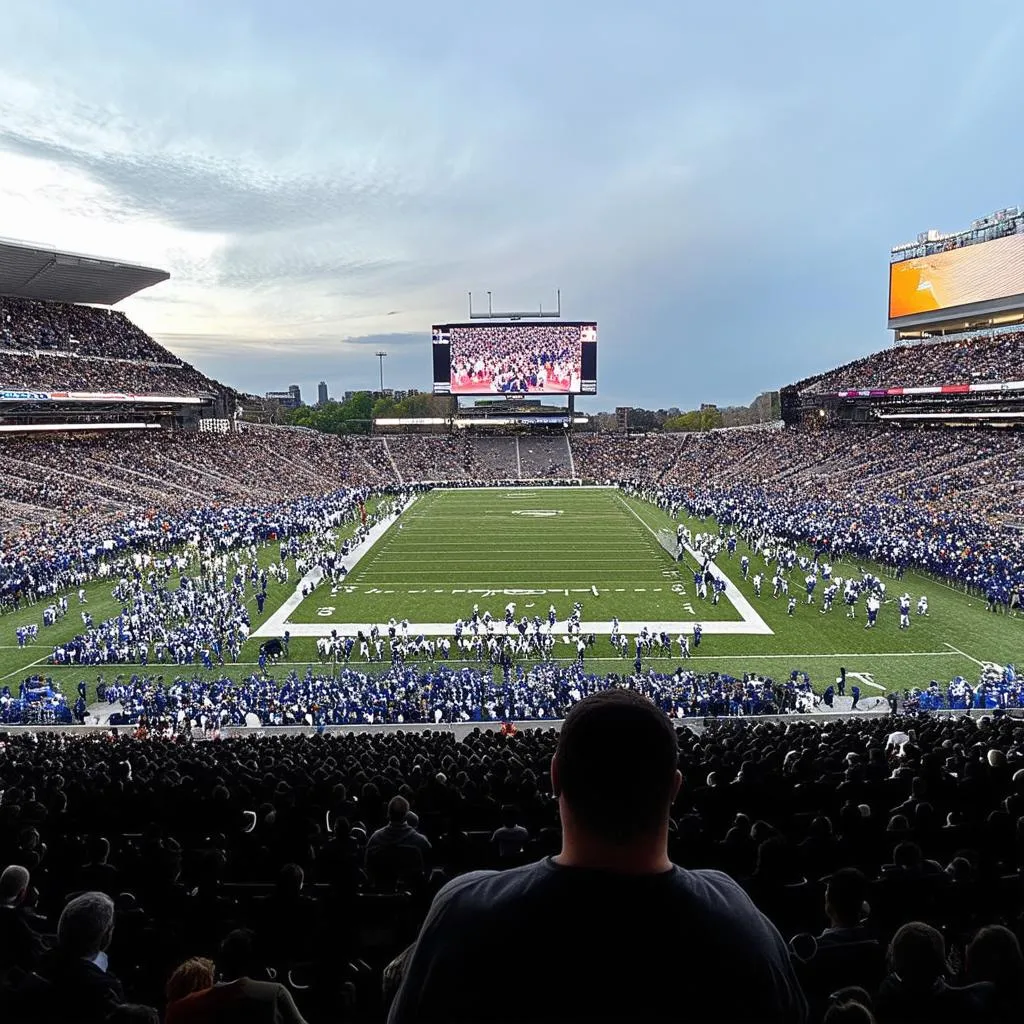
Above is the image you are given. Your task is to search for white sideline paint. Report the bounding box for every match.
[253,497,415,639]
[258,490,778,639]
[849,671,886,691]
[615,494,773,637]
[261,618,779,639]
[943,642,986,667]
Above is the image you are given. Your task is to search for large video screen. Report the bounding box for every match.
[889,232,1024,321]
[432,322,597,395]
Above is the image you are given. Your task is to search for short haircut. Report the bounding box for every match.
[555,689,678,842]
[0,864,30,906]
[388,795,410,823]
[218,928,259,981]
[58,891,116,958]
[107,1005,159,1024]
[890,922,945,983]
[826,868,867,924]
[822,1001,875,1024]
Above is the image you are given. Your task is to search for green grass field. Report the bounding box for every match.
[2,486,1021,703]
[289,487,737,624]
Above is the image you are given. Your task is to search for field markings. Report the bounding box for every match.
[39,650,967,673]
[1,653,49,681]
[267,619,778,638]
[261,488,774,639]
[943,642,987,667]
[614,494,773,637]
[254,498,414,639]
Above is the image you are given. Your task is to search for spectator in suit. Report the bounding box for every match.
[388,689,807,1023]
[39,891,128,1023]
[164,929,307,1024]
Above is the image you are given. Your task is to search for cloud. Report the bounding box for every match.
[3,0,1023,411]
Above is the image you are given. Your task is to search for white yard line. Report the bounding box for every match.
[42,650,964,671]
[943,642,987,667]
[260,618,777,638]
[1,654,49,680]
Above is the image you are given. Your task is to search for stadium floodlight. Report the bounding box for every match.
[375,351,387,393]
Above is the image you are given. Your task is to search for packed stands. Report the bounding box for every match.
[793,331,1024,394]
[0,296,229,397]
[1,297,179,362]
[2,423,1023,609]
[3,713,1024,1021]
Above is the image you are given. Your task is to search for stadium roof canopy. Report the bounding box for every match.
[0,238,169,305]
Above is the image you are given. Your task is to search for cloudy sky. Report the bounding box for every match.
[1,0,1022,409]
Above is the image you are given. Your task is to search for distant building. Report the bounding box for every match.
[264,384,303,410]
[317,381,329,405]
[615,406,632,431]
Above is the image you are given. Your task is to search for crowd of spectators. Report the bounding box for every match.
[449,324,584,394]
[570,426,1024,603]
[0,352,223,396]
[0,431,393,611]
[0,296,230,396]
[3,423,1023,614]
[0,298,180,362]
[4,701,1024,1021]
[85,664,817,729]
[794,331,1024,394]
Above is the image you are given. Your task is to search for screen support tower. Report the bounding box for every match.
[468,290,561,320]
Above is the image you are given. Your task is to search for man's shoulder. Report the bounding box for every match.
[432,860,755,917]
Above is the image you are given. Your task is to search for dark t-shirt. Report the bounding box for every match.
[388,857,807,1024]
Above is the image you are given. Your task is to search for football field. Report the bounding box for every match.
[2,486,1021,701]
[264,485,1022,694]
[284,487,749,628]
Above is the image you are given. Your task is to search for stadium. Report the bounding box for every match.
[2,194,1024,1022]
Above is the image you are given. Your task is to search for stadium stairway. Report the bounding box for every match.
[381,437,404,485]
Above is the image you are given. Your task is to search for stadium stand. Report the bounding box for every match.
[793,330,1024,394]
[3,711,1024,1021]
[1,423,1022,608]
[3,288,1024,1022]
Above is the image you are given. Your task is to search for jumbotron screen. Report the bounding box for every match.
[431,321,598,395]
[889,232,1024,321]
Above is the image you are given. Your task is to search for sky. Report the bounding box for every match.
[0,0,1022,411]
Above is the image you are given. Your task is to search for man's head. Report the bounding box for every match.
[825,868,867,928]
[57,891,115,958]
[388,795,410,825]
[217,928,261,982]
[889,922,946,986]
[0,864,30,907]
[552,689,680,846]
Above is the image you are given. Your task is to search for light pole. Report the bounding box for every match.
[375,351,387,393]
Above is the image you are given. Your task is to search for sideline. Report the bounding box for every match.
[252,498,415,639]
